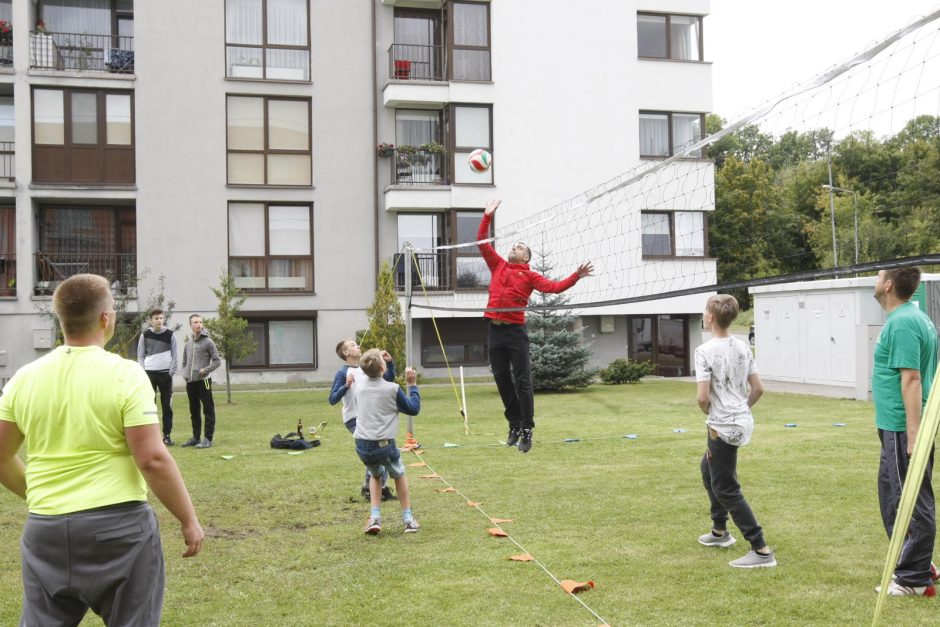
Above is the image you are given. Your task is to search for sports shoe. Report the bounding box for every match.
[875,581,936,596]
[364,517,381,535]
[518,429,533,453]
[403,519,420,533]
[163,435,175,447]
[698,530,736,548]
[361,485,371,500]
[729,549,777,568]
[381,487,398,501]
[181,437,200,447]
[506,428,521,447]
[194,439,212,449]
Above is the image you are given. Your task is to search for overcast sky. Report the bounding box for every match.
[707,1,940,121]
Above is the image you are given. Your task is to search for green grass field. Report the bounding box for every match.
[0,380,936,626]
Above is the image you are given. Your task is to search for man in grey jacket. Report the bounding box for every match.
[181,314,221,449]
[137,308,178,446]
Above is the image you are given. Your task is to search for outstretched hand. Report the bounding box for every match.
[484,199,501,216]
[405,367,417,386]
[577,262,594,278]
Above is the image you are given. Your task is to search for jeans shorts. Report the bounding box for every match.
[355,438,405,479]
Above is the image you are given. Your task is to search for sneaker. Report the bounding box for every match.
[506,428,521,447]
[364,517,381,535]
[875,581,936,596]
[163,435,175,447]
[729,549,777,568]
[518,429,533,453]
[403,519,420,533]
[381,487,398,501]
[698,530,736,548]
[194,439,212,449]
[361,486,371,500]
[181,437,200,447]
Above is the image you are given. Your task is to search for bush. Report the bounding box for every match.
[599,358,654,384]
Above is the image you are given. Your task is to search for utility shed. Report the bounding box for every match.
[749,274,940,400]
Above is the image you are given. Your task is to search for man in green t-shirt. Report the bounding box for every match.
[871,266,939,597]
[0,274,204,624]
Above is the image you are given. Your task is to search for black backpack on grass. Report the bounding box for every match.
[270,433,320,450]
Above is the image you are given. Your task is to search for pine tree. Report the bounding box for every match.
[527,254,596,391]
[360,261,406,382]
[203,272,256,404]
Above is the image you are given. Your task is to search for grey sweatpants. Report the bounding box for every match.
[20,501,165,627]
[877,429,936,586]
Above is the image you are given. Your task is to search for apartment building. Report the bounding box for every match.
[0,0,714,385]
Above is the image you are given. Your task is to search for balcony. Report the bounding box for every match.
[389,44,444,82]
[392,251,490,292]
[0,34,11,68]
[391,146,448,186]
[0,141,13,181]
[30,31,134,74]
[34,252,136,296]
[0,253,14,296]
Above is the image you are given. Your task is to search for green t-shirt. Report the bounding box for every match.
[0,345,158,515]
[872,302,939,432]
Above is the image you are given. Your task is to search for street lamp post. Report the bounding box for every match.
[822,184,859,267]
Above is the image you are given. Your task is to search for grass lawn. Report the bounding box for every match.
[0,379,935,625]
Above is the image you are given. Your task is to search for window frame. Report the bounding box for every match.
[446,0,492,82]
[227,201,314,293]
[230,311,318,370]
[636,11,703,62]
[395,208,490,292]
[420,317,489,367]
[627,314,690,377]
[225,94,312,187]
[224,0,312,82]
[638,110,705,159]
[0,205,14,297]
[448,103,493,186]
[640,210,708,260]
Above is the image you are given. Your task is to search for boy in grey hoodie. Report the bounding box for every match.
[181,314,221,448]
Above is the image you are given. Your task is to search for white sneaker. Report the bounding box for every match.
[729,549,777,568]
[875,581,936,596]
[364,517,381,535]
[698,531,736,548]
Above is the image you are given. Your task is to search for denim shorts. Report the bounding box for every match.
[355,438,405,479]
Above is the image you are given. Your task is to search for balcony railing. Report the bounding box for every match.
[0,141,13,181]
[0,35,11,68]
[34,252,136,295]
[389,43,445,81]
[392,252,490,292]
[391,147,448,185]
[0,253,14,296]
[30,31,134,73]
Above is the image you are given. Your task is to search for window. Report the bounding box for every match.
[450,104,492,184]
[233,316,317,368]
[0,205,14,296]
[32,88,134,184]
[392,8,443,80]
[228,202,313,291]
[37,1,134,73]
[0,95,14,182]
[637,12,702,61]
[227,95,311,185]
[421,318,488,366]
[394,109,446,184]
[226,0,310,81]
[639,111,704,158]
[450,1,491,81]
[641,211,706,258]
[35,206,136,293]
[395,209,489,291]
[628,315,689,376]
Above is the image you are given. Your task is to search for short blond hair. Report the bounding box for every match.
[706,294,739,330]
[359,348,384,378]
[52,274,111,337]
[335,339,354,360]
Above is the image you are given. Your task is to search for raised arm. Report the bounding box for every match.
[328,368,349,405]
[477,201,503,271]
[529,261,593,294]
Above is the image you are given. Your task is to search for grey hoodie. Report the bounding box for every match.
[181,330,221,382]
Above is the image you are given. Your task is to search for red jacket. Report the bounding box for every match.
[477,213,580,324]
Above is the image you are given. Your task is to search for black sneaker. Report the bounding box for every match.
[181,437,200,447]
[506,428,521,447]
[163,435,175,447]
[361,485,370,500]
[518,429,533,453]
[381,487,398,501]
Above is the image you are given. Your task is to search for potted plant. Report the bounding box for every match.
[376,142,394,157]
[418,141,446,155]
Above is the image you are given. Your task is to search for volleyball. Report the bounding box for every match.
[468,148,491,173]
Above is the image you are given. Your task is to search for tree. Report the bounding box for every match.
[360,262,406,381]
[107,272,178,357]
[203,272,256,404]
[527,254,596,391]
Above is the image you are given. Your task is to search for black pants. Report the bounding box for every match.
[700,431,766,550]
[186,378,216,441]
[488,322,534,429]
[146,371,173,437]
[877,429,936,586]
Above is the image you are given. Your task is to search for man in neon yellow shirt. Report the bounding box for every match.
[871,266,939,596]
[0,274,204,624]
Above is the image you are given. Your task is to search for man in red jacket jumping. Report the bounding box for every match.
[478,199,593,453]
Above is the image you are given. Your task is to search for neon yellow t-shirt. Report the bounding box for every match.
[0,345,158,515]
